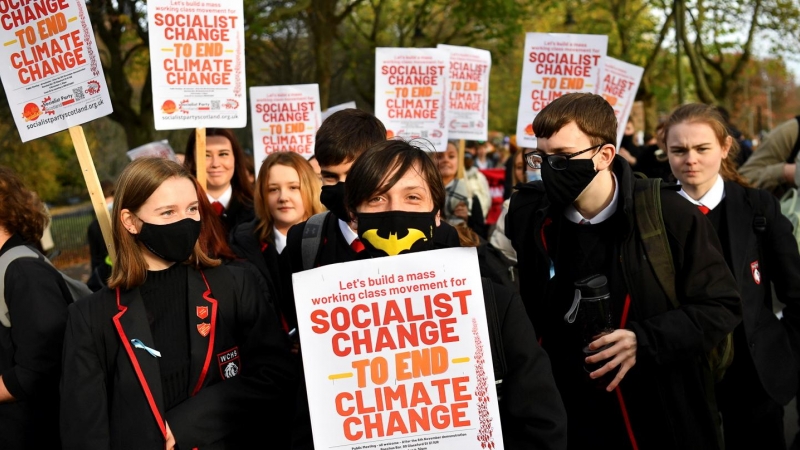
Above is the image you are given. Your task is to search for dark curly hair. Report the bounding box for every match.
[0,166,49,243]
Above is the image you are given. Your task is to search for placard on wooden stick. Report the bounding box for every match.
[195,128,207,190]
[69,126,115,260]
[0,0,115,257]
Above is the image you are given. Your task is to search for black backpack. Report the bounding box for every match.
[632,176,734,383]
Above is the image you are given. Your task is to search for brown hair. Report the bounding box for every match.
[254,152,324,244]
[0,166,49,243]
[345,139,445,215]
[108,158,220,290]
[662,103,750,187]
[183,128,255,205]
[532,93,617,147]
[315,109,387,167]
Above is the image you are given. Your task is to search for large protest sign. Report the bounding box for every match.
[0,0,113,142]
[437,44,491,141]
[293,247,504,450]
[250,84,321,167]
[148,0,246,130]
[598,57,644,149]
[375,47,449,151]
[516,33,607,149]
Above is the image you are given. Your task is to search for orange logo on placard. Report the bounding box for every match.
[162,100,177,114]
[386,130,394,139]
[524,123,535,136]
[603,94,618,107]
[22,103,41,122]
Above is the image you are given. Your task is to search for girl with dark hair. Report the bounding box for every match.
[59,157,295,450]
[184,128,255,234]
[665,103,800,450]
[0,166,75,449]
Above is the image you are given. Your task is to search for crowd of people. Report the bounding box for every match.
[1,95,799,449]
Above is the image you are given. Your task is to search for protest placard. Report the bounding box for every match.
[375,47,449,151]
[293,247,504,450]
[437,44,491,142]
[322,101,357,123]
[516,33,608,149]
[250,84,321,167]
[148,0,246,130]
[126,140,179,162]
[0,0,113,142]
[598,57,644,149]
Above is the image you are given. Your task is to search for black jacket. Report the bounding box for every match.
[719,181,800,404]
[506,157,742,449]
[0,234,72,449]
[229,218,286,325]
[220,197,255,238]
[59,264,296,449]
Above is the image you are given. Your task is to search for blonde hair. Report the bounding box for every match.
[253,152,324,244]
[108,158,220,290]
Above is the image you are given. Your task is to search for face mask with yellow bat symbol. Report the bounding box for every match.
[356,210,437,257]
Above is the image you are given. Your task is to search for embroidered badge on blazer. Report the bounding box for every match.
[218,347,240,379]
[197,322,211,337]
[751,260,761,285]
[196,306,209,320]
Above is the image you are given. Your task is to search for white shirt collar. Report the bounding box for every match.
[338,218,359,245]
[273,226,287,254]
[207,185,233,209]
[677,174,725,209]
[564,173,619,225]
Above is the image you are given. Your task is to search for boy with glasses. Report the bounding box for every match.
[506,93,741,449]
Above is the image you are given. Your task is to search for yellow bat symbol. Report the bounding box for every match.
[361,228,427,256]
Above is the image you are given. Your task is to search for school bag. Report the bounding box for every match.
[632,176,734,383]
[300,211,509,396]
[0,244,92,327]
[779,188,800,251]
[777,116,800,251]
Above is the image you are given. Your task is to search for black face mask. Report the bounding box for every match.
[136,217,202,263]
[320,182,349,221]
[357,210,437,258]
[541,158,598,207]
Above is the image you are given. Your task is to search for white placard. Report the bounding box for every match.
[375,47,449,150]
[148,0,246,130]
[598,57,644,149]
[0,0,113,142]
[250,84,321,167]
[516,33,608,149]
[437,44,491,141]
[321,101,357,123]
[293,247,504,450]
[126,140,178,162]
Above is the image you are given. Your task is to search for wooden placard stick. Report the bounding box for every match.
[195,127,207,190]
[456,139,466,179]
[68,126,116,261]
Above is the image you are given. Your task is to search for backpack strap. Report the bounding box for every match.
[0,246,39,327]
[633,178,678,308]
[301,212,330,271]
[747,187,768,278]
[481,277,507,398]
[787,116,800,164]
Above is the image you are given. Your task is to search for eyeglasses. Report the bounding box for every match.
[524,143,607,171]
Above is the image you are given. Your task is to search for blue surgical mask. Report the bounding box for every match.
[526,169,542,182]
